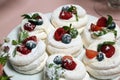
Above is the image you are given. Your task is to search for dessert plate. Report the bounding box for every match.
[4,13,120,80]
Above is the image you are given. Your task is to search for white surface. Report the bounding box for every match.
[4,13,120,80]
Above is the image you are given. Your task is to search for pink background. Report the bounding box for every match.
[0,0,120,43]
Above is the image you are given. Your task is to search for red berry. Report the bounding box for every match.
[97,17,107,27]
[90,23,103,31]
[59,11,72,20]
[62,56,76,70]
[16,45,31,55]
[22,36,37,44]
[0,64,3,76]
[100,45,115,58]
[24,23,36,32]
[54,28,66,41]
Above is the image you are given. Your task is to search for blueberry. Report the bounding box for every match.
[107,22,116,30]
[62,33,72,44]
[28,19,43,25]
[25,40,37,50]
[96,52,104,61]
[62,6,69,11]
[53,56,62,64]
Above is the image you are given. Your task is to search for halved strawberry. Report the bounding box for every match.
[22,36,37,44]
[62,56,76,70]
[100,44,115,58]
[90,23,103,31]
[54,28,66,41]
[86,49,98,59]
[59,11,72,20]
[97,17,107,27]
[16,45,31,55]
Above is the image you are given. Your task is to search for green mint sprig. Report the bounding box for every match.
[63,24,78,38]
[68,5,79,21]
[92,28,117,38]
[12,31,29,45]
[106,15,113,27]
[0,54,9,66]
[0,75,12,80]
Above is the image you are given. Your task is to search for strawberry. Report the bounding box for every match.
[16,45,31,55]
[86,49,98,59]
[54,28,66,41]
[90,23,103,31]
[97,17,107,27]
[22,36,37,44]
[0,64,3,76]
[59,11,72,20]
[100,44,115,58]
[24,23,36,32]
[62,56,76,70]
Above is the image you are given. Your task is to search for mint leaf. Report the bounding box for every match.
[13,47,17,57]
[18,31,29,43]
[12,40,18,45]
[0,75,12,80]
[48,63,54,68]
[21,14,31,19]
[107,15,113,26]
[32,13,40,19]
[0,55,9,65]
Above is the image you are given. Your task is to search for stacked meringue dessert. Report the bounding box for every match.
[2,4,120,80]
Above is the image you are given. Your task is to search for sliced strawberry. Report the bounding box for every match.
[90,23,103,31]
[16,45,31,55]
[54,28,66,41]
[86,49,98,59]
[100,44,115,58]
[97,17,107,27]
[24,23,36,32]
[0,64,3,76]
[22,36,37,44]
[59,11,72,20]
[62,56,76,70]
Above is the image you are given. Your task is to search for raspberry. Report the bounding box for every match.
[16,45,31,55]
[54,28,66,41]
[22,36,37,44]
[100,44,115,58]
[97,17,107,27]
[59,10,72,20]
[62,55,76,70]
[24,23,36,32]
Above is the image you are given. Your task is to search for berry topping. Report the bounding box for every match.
[90,23,103,31]
[62,55,73,61]
[53,56,62,64]
[24,23,36,31]
[107,22,116,30]
[22,36,37,44]
[54,28,66,41]
[59,10,72,20]
[62,33,72,44]
[25,40,37,50]
[16,45,31,55]
[62,55,76,70]
[86,49,98,59]
[96,52,104,61]
[97,17,107,27]
[100,44,115,58]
